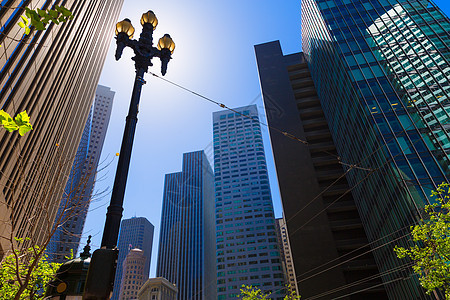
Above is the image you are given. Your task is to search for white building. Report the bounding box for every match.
[138,277,178,300]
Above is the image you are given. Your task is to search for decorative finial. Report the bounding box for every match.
[80,235,92,259]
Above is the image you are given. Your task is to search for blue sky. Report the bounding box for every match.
[83,0,450,277]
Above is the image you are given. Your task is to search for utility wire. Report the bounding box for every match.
[294,222,414,279]
[148,72,377,171]
[148,68,445,300]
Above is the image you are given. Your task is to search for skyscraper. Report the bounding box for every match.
[156,151,216,300]
[118,248,148,300]
[47,85,114,262]
[112,217,154,300]
[213,105,286,300]
[274,218,298,297]
[255,41,387,299]
[0,1,123,258]
[299,0,450,298]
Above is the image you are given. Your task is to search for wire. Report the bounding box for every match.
[147,66,448,300]
[148,71,377,172]
[294,222,413,279]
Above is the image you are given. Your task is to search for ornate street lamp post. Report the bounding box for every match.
[103,11,175,249]
[84,11,174,299]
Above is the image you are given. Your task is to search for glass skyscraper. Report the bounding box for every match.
[47,85,114,263]
[213,105,286,300]
[302,0,450,298]
[112,217,154,300]
[156,151,216,300]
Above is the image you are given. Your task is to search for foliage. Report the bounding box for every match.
[0,110,33,136]
[18,6,74,35]
[0,238,62,299]
[239,285,300,300]
[394,182,450,299]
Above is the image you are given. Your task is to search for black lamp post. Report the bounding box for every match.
[83,11,174,299]
[103,10,175,249]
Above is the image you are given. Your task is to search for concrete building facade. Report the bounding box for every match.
[138,277,178,300]
[0,0,123,259]
[119,248,148,300]
[274,218,298,296]
[255,41,388,299]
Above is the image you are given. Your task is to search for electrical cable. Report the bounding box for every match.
[148,72,378,172]
[147,69,448,300]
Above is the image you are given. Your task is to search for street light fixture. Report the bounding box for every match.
[84,10,174,299]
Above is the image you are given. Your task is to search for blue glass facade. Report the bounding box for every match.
[156,151,216,300]
[46,107,91,262]
[213,105,286,300]
[302,0,450,298]
[47,85,115,263]
[112,217,154,300]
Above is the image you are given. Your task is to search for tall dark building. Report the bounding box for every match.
[0,1,123,258]
[47,85,114,262]
[156,151,216,300]
[256,41,387,299]
[299,0,450,298]
[213,105,286,300]
[112,217,154,300]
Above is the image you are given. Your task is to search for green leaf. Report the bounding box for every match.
[20,15,30,26]
[14,110,30,125]
[57,5,73,17]
[34,21,46,31]
[48,9,58,19]
[0,110,18,132]
[18,124,32,136]
[37,8,46,17]
[25,7,32,18]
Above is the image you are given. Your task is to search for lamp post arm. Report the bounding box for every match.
[100,67,146,249]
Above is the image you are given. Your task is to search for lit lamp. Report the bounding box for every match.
[141,10,158,29]
[158,34,175,75]
[115,18,135,60]
[83,10,175,299]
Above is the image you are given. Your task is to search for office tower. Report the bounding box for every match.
[156,151,216,300]
[0,1,123,259]
[255,41,388,299]
[118,248,148,300]
[298,0,450,298]
[138,277,178,300]
[47,85,114,262]
[213,105,286,300]
[274,218,298,296]
[112,217,154,300]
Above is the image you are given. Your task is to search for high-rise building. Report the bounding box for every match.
[156,151,216,300]
[112,217,154,300]
[274,218,298,296]
[213,105,286,300]
[47,85,114,262]
[298,0,450,298]
[138,277,178,300]
[0,1,123,259]
[118,248,148,300]
[255,41,388,299]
